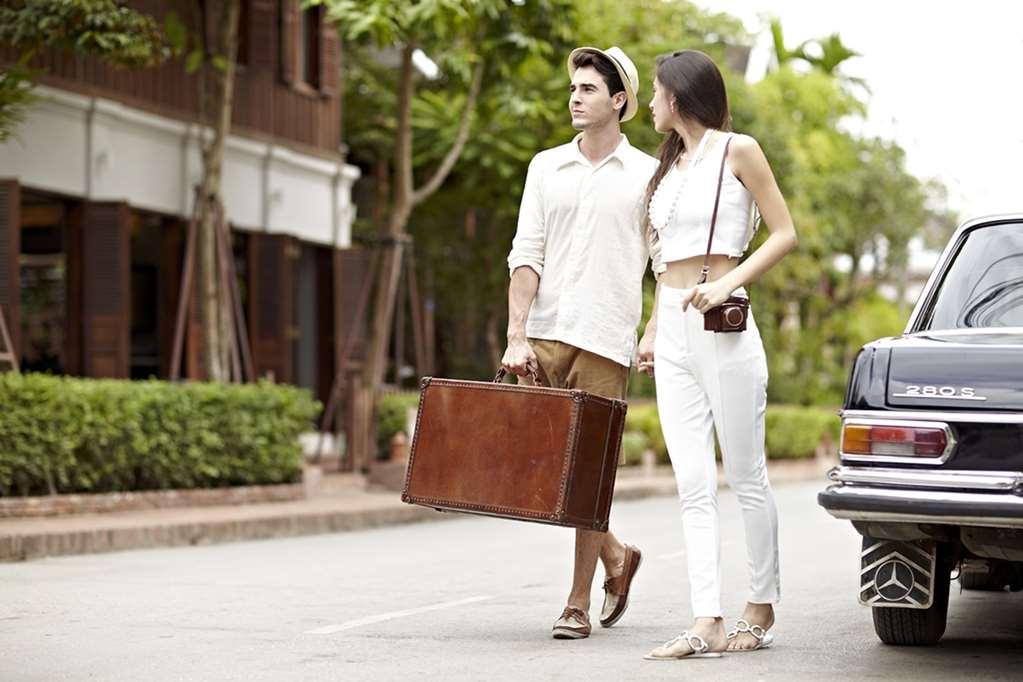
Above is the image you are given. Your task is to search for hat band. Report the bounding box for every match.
[605,55,631,89]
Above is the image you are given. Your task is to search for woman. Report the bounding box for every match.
[636,50,797,660]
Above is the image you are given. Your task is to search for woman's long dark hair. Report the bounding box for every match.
[643,50,731,227]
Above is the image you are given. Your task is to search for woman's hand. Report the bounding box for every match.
[637,327,656,377]
[680,278,737,314]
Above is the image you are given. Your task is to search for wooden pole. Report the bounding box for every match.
[169,188,201,380]
[406,249,427,378]
[0,305,19,373]
[315,247,381,466]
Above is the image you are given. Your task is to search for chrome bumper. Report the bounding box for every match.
[828,466,1023,491]
[819,466,1023,529]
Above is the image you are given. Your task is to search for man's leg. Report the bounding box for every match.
[566,528,629,604]
[562,347,637,626]
[567,528,608,611]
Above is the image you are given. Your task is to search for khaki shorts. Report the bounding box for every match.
[519,338,629,400]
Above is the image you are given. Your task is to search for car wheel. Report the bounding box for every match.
[871,544,952,646]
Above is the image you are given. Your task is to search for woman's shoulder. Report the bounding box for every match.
[724,133,767,180]
[726,132,762,157]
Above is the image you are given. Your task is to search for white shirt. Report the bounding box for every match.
[648,131,756,263]
[507,134,663,367]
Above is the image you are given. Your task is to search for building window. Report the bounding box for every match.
[236,0,250,67]
[296,7,321,88]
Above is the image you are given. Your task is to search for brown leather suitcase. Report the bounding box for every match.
[401,371,627,531]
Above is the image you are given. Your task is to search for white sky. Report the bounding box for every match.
[693,0,1023,220]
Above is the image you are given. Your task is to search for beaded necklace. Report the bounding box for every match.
[649,128,715,232]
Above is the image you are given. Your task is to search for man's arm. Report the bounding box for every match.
[502,266,540,376]
[502,156,546,377]
[637,280,659,377]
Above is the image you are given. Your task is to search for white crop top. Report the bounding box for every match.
[648,131,757,263]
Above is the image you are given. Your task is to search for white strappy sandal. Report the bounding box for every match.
[726,618,775,651]
[643,631,725,660]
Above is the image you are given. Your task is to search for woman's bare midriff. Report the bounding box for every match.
[659,253,740,289]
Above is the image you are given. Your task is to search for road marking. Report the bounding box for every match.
[658,550,686,560]
[304,595,495,635]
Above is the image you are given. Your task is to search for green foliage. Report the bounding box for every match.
[376,391,421,456]
[340,1,954,401]
[620,430,649,467]
[739,63,924,403]
[0,0,170,67]
[619,402,839,465]
[764,405,841,460]
[0,57,37,143]
[0,374,319,496]
[0,0,169,144]
[624,402,666,462]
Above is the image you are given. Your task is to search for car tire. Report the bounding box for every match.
[872,546,951,646]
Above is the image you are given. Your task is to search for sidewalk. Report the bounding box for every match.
[0,458,832,562]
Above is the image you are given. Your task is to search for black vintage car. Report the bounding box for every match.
[819,215,1023,646]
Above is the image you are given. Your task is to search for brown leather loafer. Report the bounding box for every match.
[552,606,591,639]
[599,544,642,627]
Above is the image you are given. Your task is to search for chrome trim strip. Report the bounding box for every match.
[821,485,1023,529]
[910,327,1023,338]
[828,466,1023,491]
[825,509,1023,530]
[841,409,1023,425]
[840,418,956,465]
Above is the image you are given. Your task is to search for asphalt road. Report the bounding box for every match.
[2,480,1023,681]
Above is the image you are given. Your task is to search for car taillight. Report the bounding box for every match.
[841,422,950,458]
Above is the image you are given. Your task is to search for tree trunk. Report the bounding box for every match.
[361,44,415,394]
[361,47,485,394]
[196,0,240,382]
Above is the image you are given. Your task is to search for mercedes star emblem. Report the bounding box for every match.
[876,559,915,601]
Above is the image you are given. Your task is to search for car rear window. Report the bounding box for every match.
[922,222,1023,330]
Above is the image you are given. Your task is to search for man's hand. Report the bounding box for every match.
[502,336,538,377]
[637,327,655,377]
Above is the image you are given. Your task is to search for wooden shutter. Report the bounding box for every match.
[316,246,334,402]
[248,233,294,382]
[280,0,300,85]
[319,11,339,96]
[249,0,276,71]
[80,202,130,378]
[0,180,20,361]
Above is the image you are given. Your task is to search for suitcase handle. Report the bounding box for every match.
[494,366,548,386]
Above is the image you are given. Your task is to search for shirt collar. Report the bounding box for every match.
[557,133,634,171]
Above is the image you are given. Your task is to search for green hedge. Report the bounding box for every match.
[376,391,421,457]
[622,402,839,464]
[764,405,841,459]
[0,374,320,496]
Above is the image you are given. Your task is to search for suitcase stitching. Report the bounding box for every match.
[400,379,433,502]
[554,392,585,523]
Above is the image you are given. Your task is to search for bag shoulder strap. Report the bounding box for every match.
[698,133,733,285]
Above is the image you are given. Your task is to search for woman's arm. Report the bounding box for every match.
[682,134,797,312]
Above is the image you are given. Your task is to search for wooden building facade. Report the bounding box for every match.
[0,1,370,406]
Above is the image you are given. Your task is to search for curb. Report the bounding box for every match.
[0,459,831,563]
[0,501,447,562]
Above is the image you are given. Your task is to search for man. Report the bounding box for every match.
[502,46,663,639]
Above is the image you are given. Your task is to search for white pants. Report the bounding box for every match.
[654,285,780,618]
